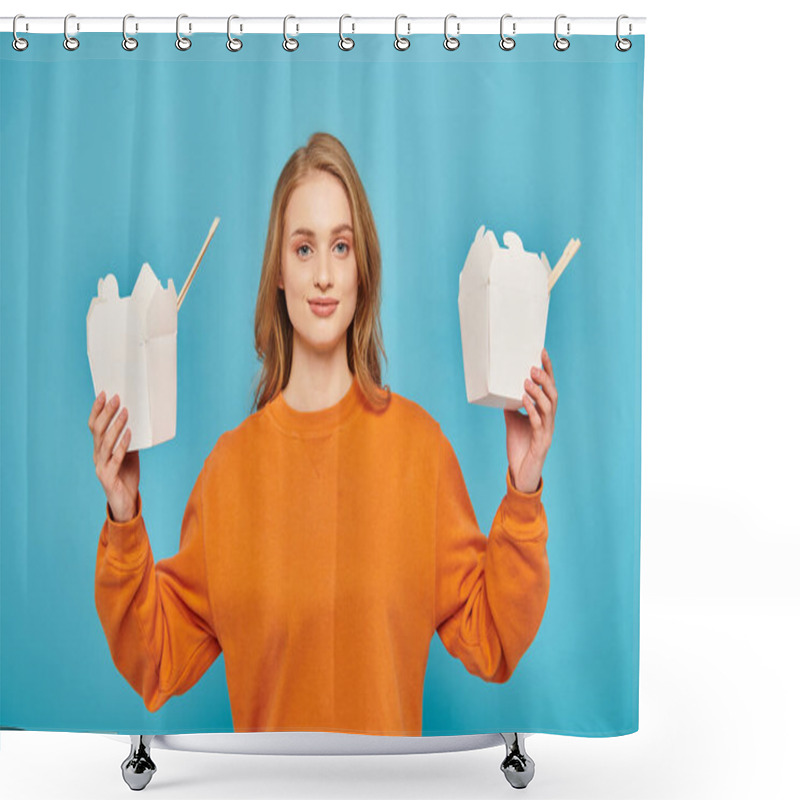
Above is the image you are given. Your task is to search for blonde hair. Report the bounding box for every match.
[251,132,391,414]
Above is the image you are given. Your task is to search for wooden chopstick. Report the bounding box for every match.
[547,237,581,293]
[177,217,220,313]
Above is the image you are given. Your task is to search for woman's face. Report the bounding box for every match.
[279,169,358,358]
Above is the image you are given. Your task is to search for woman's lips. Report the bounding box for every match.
[309,300,339,317]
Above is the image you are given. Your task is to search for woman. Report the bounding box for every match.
[90,132,556,736]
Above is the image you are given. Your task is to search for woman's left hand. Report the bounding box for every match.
[503,347,558,494]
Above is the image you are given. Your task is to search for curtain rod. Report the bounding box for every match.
[2,16,646,36]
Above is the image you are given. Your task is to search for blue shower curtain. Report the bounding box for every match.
[0,32,644,736]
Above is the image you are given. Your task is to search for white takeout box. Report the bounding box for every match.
[458,225,550,410]
[86,262,178,451]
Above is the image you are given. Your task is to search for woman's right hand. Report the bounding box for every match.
[89,392,140,524]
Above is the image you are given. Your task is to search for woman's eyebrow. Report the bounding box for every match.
[289,224,353,238]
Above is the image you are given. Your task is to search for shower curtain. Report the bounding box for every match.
[0,29,644,737]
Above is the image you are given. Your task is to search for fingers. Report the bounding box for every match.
[110,427,133,471]
[524,378,551,423]
[87,391,105,431]
[530,353,558,415]
[89,392,106,459]
[90,392,122,458]
[542,347,555,382]
[99,405,129,467]
[524,377,554,449]
[90,392,130,474]
[521,393,544,433]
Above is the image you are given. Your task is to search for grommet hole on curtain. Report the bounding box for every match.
[226,14,243,52]
[176,13,191,51]
[63,13,79,51]
[122,14,138,51]
[12,14,29,51]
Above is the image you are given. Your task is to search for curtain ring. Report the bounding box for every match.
[443,14,460,51]
[283,15,299,51]
[554,14,570,51]
[616,15,632,51]
[227,15,243,51]
[499,14,515,50]
[176,14,192,50]
[394,14,410,51]
[12,14,29,52]
[64,13,80,51]
[339,15,355,50]
[122,15,138,51]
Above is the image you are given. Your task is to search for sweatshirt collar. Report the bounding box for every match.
[266,376,364,436]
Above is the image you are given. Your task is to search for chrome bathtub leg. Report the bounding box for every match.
[500,732,535,789]
[121,735,157,790]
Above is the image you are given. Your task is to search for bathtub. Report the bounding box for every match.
[105,731,536,790]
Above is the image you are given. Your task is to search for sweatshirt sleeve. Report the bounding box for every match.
[434,428,550,683]
[94,464,222,712]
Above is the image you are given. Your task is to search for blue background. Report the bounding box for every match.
[1,33,643,735]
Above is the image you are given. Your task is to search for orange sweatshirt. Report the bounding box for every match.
[95,377,550,735]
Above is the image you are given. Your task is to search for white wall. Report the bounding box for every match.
[2,2,797,798]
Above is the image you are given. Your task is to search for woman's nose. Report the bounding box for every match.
[314,252,333,288]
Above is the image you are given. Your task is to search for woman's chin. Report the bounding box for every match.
[297,331,347,355]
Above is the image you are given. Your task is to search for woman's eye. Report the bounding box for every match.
[334,242,350,255]
[297,244,311,257]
